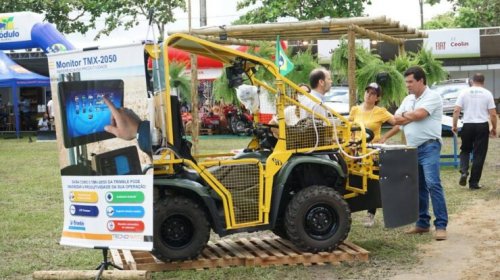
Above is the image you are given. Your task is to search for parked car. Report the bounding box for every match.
[324,86,350,115]
[431,79,470,116]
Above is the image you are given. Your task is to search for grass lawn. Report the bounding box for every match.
[0,132,498,279]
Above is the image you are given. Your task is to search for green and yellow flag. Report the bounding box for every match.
[275,36,294,76]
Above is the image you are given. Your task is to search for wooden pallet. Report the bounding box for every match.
[110,237,369,272]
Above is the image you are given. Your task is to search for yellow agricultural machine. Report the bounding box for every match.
[150,34,418,261]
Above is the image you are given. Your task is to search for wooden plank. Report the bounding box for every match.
[109,249,124,270]
[122,250,138,270]
[217,240,248,259]
[250,237,285,258]
[238,238,271,259]
[266,238,299,257]
[343,240,370,261]
[206,241,232,259]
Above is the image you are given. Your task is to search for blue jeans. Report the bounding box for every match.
[416,141,448,230]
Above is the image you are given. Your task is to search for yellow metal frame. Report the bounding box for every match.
[152,33,380,229]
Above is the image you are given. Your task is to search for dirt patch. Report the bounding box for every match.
[390,199,500,280]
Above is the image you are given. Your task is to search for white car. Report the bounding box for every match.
[324,86,350,115]
[431,79,470,116]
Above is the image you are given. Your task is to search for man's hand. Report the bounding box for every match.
[451,126,458,135]
[103,97,141,140]
[490,128,497,138]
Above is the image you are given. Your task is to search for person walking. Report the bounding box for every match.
[452,73,497,189]
[349,82,396,227]
[393,66,448,241]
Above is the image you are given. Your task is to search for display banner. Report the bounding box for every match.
[424,28,480,58]
[47,44,153,250]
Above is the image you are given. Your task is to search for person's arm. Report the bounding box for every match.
[136,120,152,154]
[379,125,400,143]
[489,108,497,137]
[103,97,140,140]
[395,108,429,125]
[452,105,462,135]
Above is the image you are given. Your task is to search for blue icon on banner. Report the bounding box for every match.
[106,206,145,218]
[70,204,99,217]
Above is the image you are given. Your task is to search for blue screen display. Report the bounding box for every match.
[59,80,124,148]
[64,89,122,138]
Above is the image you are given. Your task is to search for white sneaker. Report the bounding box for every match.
[363,213,375,228]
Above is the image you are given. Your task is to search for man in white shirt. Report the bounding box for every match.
[299,68,332,119]
[452,73,497,190]
[392,66,448,241]
[47,98,55,130]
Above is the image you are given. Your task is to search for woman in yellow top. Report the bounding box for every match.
[349,82,396,227]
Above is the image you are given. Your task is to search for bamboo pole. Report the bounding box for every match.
[32,270,150,280]
[188,0,199,155]
[171,16,390,34]
[190,35,267,46]
[349,25,404,45]
[347,26,357,110]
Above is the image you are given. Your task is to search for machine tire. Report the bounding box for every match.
[152,195,210,261]
[271,223,288,240]
[284,185,351,252]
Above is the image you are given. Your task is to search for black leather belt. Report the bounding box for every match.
[418,138,439,148]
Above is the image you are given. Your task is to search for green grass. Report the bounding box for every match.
[0,133,498,279]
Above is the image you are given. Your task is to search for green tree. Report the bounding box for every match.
[234,0,372,24]
[425,0,500,28]
[423,12,457,29]
[0,0,185,39]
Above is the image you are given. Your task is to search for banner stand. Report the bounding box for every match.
[94,247,122,280]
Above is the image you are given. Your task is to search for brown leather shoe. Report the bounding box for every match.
[405,226,430,234]
[435,229,447,240]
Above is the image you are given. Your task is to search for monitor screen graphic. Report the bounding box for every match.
[58,80,124,148]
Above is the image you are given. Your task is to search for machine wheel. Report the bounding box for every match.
[284,185,351,252]
[271,222,288,240]
[152,195,210,261]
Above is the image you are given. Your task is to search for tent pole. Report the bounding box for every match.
[12,84,20,138]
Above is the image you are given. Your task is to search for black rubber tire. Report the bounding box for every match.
[152,195,210,261]
[271,223,288,240]
[284,185,351,252]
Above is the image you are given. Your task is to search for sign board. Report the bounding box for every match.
[48,44,154,251]
[424,28,480,58]
[0,12,43,44]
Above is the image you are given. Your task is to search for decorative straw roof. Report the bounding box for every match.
[169,16,426,45]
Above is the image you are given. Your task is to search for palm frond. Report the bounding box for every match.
[287,47,320,85]
[414,46,448,85]
[169,60,191,102]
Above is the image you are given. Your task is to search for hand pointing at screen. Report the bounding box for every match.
[103,96,141,140]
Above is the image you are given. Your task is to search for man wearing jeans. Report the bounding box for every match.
[393,66,449,241]
[452,73,497,189]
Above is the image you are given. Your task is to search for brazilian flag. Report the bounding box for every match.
[275,36,294,76]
